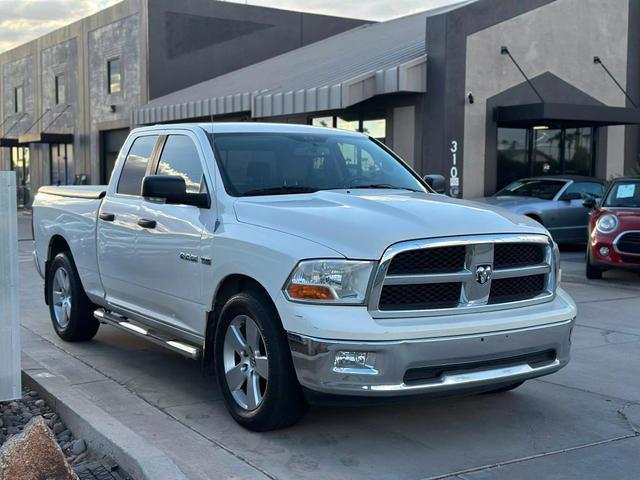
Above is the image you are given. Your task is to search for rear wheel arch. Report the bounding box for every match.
[203,274,280,375]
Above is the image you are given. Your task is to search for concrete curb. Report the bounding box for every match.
[22,365,188,480]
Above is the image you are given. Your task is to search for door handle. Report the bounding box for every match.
[137,218,157,229]
[99,212,115,222]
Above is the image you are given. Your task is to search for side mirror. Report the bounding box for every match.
[582,197,597,209]
[560,191,582,202]
[424,174,447,194]
[142,175,210,208]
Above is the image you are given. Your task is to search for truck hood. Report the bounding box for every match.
[474,196,548,212]
[234,190,547,259]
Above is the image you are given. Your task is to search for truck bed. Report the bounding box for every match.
[38,185,107,199]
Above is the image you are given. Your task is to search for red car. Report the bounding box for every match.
[585,177,640,279]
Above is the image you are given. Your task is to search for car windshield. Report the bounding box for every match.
[603,180,640,208]
[210,132,426,197]
[495,179,566,200]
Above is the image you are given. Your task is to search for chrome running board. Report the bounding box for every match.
[93,308,202,360]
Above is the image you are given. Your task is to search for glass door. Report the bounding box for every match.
[11,146,30,208]
[50,143,74,185]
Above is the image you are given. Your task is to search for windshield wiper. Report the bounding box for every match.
[243,186,318,196]
[346,184,420,192]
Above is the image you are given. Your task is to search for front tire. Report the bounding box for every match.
[214,291,307,431]
[47,252,100,342]
[586,247,603,280]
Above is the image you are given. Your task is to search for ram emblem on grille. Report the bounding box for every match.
[475,265,493,285]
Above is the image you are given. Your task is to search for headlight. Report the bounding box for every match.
[284,260,375,305]
[596,214,618,234]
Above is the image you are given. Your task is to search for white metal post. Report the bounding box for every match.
[0,171,21,401]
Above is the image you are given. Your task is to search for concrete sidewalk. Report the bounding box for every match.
[18,236,640,480]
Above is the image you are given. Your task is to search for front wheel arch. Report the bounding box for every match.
[204,274,279,375]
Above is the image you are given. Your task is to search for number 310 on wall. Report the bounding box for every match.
[450,141,460,189]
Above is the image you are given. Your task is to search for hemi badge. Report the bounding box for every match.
[201,257,212,266]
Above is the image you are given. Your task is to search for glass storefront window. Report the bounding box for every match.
[496,126,595,190]
[50,143,74,186]
[497,128,529,188]
[532,128,562,176]
[311,113,387,144]
[11,147,31,207]
[564,127,593,175]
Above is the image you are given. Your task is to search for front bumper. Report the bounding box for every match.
[288,318,574,397]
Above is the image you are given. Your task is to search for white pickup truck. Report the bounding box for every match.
[33,123,576,431]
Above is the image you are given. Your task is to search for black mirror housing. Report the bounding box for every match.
[424,174,447,194]
[142,175,210,208]
[582,197,597,209]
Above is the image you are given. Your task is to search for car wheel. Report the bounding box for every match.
[484,380,525,394]
[214,291,308,431]
[47,252,100,341]
[585,247,603,280]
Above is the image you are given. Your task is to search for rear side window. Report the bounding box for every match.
[117,135,158,195]
[156,135,205,194]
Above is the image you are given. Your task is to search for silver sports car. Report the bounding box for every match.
[476,176,604,243]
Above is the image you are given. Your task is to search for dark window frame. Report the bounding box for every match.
[107,57,122,95]
[54,74,65,105]
[14,85,24,113]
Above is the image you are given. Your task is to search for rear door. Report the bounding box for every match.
[133,132,211,336]
[97,134,159,311]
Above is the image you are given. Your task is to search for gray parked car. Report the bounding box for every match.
[476,176,605,243]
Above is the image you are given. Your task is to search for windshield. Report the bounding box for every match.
[603,180,640,208]
[210,132,426,196]
[495,179,566,200]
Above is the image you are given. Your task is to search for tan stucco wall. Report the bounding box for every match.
[462,0,629,198]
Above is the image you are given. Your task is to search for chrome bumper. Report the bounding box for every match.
[288,319,573,397]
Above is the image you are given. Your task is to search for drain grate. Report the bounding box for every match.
[74,462,129,480]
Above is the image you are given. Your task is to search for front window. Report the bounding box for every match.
[212,132,425,197]
[495,179,567,200]
[107,57,121,94]
[603,180,640,208]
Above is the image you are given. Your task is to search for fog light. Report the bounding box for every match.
[599,246,610,256]
[333,351,378,374]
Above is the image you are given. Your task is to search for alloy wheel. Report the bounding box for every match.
[222,315,269,410]
[52,266,72,329]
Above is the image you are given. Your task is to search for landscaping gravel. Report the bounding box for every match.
[0,389,90,466]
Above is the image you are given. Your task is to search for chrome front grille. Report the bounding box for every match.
[369,234,555,318]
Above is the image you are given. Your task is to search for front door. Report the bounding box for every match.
[50,143,73,185]
[97,134,159,311]
[134,132,210,336]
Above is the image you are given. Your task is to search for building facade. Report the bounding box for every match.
[2,0,639,205]
[0,0,366,206]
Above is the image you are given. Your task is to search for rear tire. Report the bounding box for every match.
[214,291,308,431]
[585,248,603,280]
[47,252,100,342]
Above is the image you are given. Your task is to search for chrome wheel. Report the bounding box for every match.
[223,315,269,411]
[52,266,72,329]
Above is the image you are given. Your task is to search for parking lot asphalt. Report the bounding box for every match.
[16,232,640,480]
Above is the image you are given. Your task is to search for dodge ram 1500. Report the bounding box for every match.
[33,123,576,431]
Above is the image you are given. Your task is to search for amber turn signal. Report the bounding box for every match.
[286,284,336,300]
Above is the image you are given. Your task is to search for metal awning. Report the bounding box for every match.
[18,132,74,145]
[132,11,432,125]
[0,138,19,148]
[494,103,640,128]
